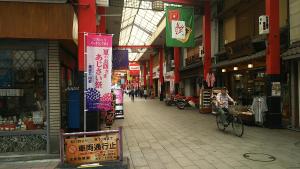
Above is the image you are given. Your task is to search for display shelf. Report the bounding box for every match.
[199,89,212,113]
[0,89,24,96]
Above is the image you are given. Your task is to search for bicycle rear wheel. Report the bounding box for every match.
[216,114,225,131]
[232,115,244,137]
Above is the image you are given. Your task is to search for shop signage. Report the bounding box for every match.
[114,89,124,118]
[112,50,129,70]
[153,66,159,79]
[62,129,122,165]
[271,82,281,96]
[129,62,140,75]
[86,34,113,111]
[114,89,123,105]
[164,71,174,82]
[166,6,195,47]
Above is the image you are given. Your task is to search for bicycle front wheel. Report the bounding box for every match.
[232,115,244,137]
[216,114,225,131]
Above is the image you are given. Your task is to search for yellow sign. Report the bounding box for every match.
[65,133,119,164]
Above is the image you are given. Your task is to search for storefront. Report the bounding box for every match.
[216,60,266,105]
[0,39,78,154]
[0,2,78,153]
[282,43,300,129]
[180,63,202,97]
[0,40,48,153]
[164,71,174,98]
[153,66,159,97]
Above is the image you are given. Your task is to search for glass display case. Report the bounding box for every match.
[0,50,47,133]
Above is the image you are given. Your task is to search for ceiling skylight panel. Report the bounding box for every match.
[119,0,166,46]
[135,15,143,25]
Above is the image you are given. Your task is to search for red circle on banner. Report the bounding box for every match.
[68,145,77,154]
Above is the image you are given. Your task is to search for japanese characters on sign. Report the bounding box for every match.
[65,133,119,164]
[166,7,195,47]
[171,20,186,39]
[86,34,113,111]
[129,62,140,75]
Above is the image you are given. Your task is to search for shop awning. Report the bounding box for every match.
[212,50,265,68]
[281,44,300,60]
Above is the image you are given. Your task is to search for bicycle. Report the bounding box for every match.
[215,105,244,137]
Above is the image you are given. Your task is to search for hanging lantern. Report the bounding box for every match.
[152,1,164,11]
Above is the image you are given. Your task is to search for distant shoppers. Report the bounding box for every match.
[149,88,152,99]
[144,89,147,100]
[135,88,138,97]
[140,88,143,98]
[130,89,135,102]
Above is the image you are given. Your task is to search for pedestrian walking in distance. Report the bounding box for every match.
[144,89,147,100]
[131,89,135,102]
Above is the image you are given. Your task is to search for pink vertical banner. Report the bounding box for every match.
[114,89,123,105]
[86,34,113,111]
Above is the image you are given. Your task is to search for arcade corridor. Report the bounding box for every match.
[112,96,300,169]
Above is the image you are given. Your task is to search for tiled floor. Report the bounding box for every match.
[1,95,300,169]
[114,96,300,169]
[0,159,60,169]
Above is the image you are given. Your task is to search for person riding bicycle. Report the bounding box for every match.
[216,87,236,126]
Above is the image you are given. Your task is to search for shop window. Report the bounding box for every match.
[231,70,266,106]
[13,50,35,83]
[0,49,47,132]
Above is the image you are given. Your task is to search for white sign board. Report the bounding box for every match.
[171,20,186,39]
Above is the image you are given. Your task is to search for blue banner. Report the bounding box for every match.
[112,50,129,70]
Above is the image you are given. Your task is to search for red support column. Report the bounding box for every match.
[159,48,164,101]
[78,0,96,71]
[149,55,153,87]
[174,47,180,94]
[143,62,147,88]
[203,0,211,81]
[265,0,281,128]
[96,7,106,33]
[266,0,280,75]
[159,48,164,84]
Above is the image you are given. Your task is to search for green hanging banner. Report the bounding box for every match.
[166,6,195,47]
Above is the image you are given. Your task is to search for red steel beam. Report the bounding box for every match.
[113,45,162,49]
[149,54,153,87]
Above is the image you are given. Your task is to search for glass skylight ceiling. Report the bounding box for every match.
[119,0,182,61]
[119,0,165,61]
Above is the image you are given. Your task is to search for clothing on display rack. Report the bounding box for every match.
[205,73,215,88]
[251,96,268,125]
